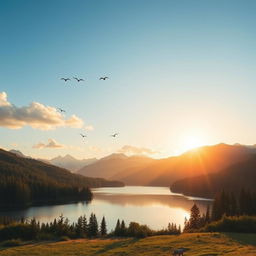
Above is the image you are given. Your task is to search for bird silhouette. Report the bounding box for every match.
[57,108,66,113]
[80,133,87,138]
[111,133,118,138]
[60,78,71,82]
[99,76,109,80]
[73,77,85,82]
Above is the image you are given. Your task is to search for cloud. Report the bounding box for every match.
[33,139,65,149]
[117,145,159,156]
[0,92,84,130]
[84,125,94,131]
[89,146,102,152]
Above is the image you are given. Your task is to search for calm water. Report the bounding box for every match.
[0,186,212,231]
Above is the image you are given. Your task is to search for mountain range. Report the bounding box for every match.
[6,143,256,198]
[49,154,97,172]
[8,150,97,172]
[78,143,256,187]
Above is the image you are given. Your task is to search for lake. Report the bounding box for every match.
[0,186,212,231]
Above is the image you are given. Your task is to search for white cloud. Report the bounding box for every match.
[84,125,94,131]
[117,145,159,156]
[33,139,65,149]
[0,92,84,130]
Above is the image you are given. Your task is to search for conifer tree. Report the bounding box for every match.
[189,204,201,229]
[114,219,121,236]
[120,220,126,236]
[88,213,98,237]
[205,205,211,224]
[100,216,107,236]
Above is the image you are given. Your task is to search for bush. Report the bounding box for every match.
[59,236,70,241]
[204,215,256,233]
[0,223,36,241]
[36,232,56,241]
[127,222,152,238]
[1,239,22,247]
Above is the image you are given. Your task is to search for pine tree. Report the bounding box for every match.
[100,216,107,236]
[114,219,121,236]
[82,215,88,235]
[189,204,201,229]
[88,213,98,237]
[205,205,211,224]
[120,220,126,236]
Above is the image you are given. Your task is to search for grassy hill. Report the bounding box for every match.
[1,233,256,256]
[0,149,124,207]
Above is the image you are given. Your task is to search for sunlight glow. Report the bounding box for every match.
[180,134,205,153]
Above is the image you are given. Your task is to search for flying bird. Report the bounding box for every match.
[60,78,71,82]
[99,76,109,80]
[80,133,87,138]
[111,133,119,138]
[57,108,66,113]
[73,77,85,82]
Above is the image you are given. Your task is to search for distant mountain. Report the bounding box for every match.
[171,154,256,198]
[49,154,97,172]
[9,149,29,158]
[78,143,256,187]
[78,153,154,180]
[0,149,124,208]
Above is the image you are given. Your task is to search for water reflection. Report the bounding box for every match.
[0,186,212,231]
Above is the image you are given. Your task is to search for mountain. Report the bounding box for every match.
[78,143,256,187]
[78,153,154,180]
[0,149,124,208]
[49,154,97,172]
[9,149,29,158]
[171,154,256,198]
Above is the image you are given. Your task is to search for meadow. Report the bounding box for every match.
[1,232,256,256]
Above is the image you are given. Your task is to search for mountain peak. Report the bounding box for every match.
[102,153,128,161]
[9,149,28,158]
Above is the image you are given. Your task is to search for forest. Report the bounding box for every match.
[0,149,123,208]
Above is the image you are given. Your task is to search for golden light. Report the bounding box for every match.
[180,134,205,153]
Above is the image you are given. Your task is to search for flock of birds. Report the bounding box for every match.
[58,76,119,141]
[60,76,109,83]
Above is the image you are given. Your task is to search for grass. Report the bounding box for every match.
[0,233,256,256]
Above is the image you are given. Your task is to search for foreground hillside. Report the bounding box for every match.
[78,144,256,187]
[171,154,256,198]
[0,149,123,207]
[1,233,256,256]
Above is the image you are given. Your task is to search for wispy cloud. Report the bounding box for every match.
[0,92,84,130]
[117,145,159,156]
[84,125,94,131]
[33,139,65,149]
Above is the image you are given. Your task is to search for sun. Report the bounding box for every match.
[180,134,205,153]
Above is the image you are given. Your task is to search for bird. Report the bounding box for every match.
[110,133,119,138]
[99,76,109,80]
[73,77,85,82]
[57,108,66,113]
[60,78,71,82]
[80,133,87,138]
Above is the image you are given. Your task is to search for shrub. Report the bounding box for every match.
[1,239,22,247]
[204,215,256,233]
[59,236,70,241]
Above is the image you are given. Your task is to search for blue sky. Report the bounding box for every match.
[1,0,256,159]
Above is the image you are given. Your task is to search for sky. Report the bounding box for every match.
[1,0,256,160]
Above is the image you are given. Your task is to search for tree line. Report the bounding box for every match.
[0,177,93,208]
[184,188,256,233]
[0,213,181,242]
